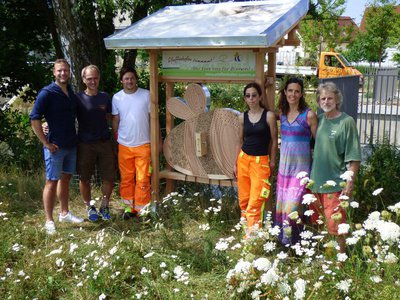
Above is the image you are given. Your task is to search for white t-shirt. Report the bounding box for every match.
[112,88,150,147]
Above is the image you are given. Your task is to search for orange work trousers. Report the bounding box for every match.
[237,150,271,234]
[118,143,151,214]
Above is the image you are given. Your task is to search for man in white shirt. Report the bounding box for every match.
[112,67,151,219]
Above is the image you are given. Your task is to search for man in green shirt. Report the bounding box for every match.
[310,82,361,253]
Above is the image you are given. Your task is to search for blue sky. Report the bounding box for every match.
[343,0,369,25]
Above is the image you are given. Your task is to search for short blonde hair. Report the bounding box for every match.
[316,82,343,109]
[54,58,70,69]
[81,65,100,79]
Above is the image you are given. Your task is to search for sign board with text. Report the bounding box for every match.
[162,50,256,78]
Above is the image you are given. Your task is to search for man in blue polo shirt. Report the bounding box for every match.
[30,59,84,235]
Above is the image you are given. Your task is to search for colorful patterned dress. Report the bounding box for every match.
[276,108,312,245]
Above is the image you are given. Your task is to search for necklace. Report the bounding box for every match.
[248,109,263,125]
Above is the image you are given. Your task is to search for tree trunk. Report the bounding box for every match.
[122,2,149,68]
[50,0,114,91]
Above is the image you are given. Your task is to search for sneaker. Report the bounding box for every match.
[138,215,151,224]
[87,206,99,222]
[122,211,137,220]
[99,207,111,220]
[59,211,84,223]
[44,221,56,235]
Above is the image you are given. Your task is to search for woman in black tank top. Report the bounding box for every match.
[234,82,278,237]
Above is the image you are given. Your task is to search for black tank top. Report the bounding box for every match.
[241,109,271,156]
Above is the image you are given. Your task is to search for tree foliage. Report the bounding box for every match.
[345,0,400,65]
[0,0,56,98]
[298,0,349,65]
[0,0,228,99]
[361,0,400,66]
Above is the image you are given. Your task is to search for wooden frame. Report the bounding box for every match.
[149,48,278,200]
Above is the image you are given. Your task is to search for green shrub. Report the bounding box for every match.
[0,108,42,170]
[354,141,400,220]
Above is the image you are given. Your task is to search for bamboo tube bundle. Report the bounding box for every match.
[164,83,240,180]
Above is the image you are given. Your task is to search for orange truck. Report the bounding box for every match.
[318,51,362,78]
[274,51,362,79]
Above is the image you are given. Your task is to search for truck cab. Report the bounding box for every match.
[318,51,362,79]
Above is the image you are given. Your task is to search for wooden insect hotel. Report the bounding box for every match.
[104,0,309,200]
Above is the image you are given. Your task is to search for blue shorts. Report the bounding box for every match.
[44,147,77,180]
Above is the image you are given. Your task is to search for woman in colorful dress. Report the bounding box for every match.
[275,78,318,245]
[235,82,278,238]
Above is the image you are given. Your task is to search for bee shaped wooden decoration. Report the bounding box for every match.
[163,83,241,180]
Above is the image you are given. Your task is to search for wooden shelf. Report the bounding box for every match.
[160,170,237,187]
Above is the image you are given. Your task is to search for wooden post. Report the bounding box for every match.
[149,50,160,202]
[255,50,267,107]
[266,51,277,111]
[165,82,175,194]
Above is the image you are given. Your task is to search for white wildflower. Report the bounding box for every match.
[300,177,310,186]
[300,230,314,240]
[161,271,170,279]
[384,252,398,264]
[99,293,106,300]
[302,194,317,205]
[388,202,400,213]
[377,221,400,243]
[251,290,261,300]
[353,228,366,237]
[325,180,337,187]
[336,279,352,293]
[199,223,210,231]
[46,246,63,257]
[363,212,381,230]
[304,209,315,217]
[253,257,271,271]
[296,171,308,179]
[346,236,359,245]
[160,262,167,268]
[278,282,292,295]
[337,253,348,262]
[69,243,78,254]
[314,281,322,289]
[350,201,359,208]
[294,278,306,300]
[231,259,252,277]
[231,243,242,250]
[11,243,22,252]
[269,226,280,236]
[340,171,354,182]
[215,241,229,251]
[370,276,382,283]
[372,188,383,196]
[55,258,64,267]
[263,241,276,252]
[260,267,279,286]
[338,223,350,235]
[144,252,154,259]
[174,265,189,284]
[109,246,118,255]
[277,251,288,260]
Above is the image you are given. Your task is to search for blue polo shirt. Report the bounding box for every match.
[30,82,78,149]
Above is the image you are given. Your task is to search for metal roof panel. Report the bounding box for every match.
[104,0,308,49]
